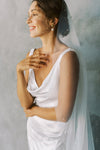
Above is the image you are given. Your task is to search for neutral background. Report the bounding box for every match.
[0,0,100,150]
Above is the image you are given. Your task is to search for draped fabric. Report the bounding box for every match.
[26,48,95,150]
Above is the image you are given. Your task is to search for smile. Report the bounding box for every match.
[29,26,36,31]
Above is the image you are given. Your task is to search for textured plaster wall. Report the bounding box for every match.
[0,0,100,149]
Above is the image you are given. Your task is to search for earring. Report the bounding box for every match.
[51,28,54,31]
[51,24,54,31]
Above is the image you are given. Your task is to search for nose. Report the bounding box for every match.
[26,16,32,24]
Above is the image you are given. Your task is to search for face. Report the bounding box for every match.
[27,1,51,38]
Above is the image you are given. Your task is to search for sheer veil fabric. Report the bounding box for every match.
[26,0,95,149]
[54,0,95,149]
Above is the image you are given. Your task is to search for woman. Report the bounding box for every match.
[16,0,94,149]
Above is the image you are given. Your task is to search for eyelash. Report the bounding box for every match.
[28,14,37,18]
[32,13,37,16]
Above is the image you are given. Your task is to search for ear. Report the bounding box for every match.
[54,17,59,25]
[49,17,59,26]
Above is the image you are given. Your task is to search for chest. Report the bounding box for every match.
[34,63,52,86]
[31,49,59,87]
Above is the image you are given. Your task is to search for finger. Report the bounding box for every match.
[24,57,50,70]
[25,110,30,115]
[26,60,49,66]
[39,53,50,58]
[24,109,29,114]
[25,58,48,67]
[37,51,50,56]
[27,58,49,64]
[27,53,47,59]
[32,56,50,62]
[38,61,47,66]
[22,62,40,70]
[25,112,31,117]
[28,51,50,58]
[28,61,48,69]
[38,51,50,56]
[26,57,50,65]
[39,56,50,62]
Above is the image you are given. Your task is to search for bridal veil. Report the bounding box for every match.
[54,0,95,149]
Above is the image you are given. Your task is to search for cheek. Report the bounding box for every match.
[35,18,50,30]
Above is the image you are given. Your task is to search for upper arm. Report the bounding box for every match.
[56,51,79,122]
[25,52,30,85]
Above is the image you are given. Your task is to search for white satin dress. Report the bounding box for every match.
[26,48,94,150]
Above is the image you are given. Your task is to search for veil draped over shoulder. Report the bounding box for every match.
[26,0,95,149]
[55,0,95,149]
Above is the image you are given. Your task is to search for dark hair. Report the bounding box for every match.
[31,0,70,37]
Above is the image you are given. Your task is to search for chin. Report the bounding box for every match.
[29,30,47,38]
[30,33,39,38]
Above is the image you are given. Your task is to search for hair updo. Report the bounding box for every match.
[31,0,70,37]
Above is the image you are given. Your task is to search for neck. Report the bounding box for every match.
[39,32,62,54]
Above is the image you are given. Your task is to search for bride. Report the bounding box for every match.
[16,0,95,149]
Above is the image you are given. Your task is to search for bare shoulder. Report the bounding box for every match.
[60,50,79,79]
[60,50,79,67]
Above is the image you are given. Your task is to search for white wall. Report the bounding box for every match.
[0,0,100,149]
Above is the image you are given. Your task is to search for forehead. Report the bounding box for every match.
[29,1,41,13]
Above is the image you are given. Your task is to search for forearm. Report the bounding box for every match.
[17,71,34,109]
[34,106,57,121]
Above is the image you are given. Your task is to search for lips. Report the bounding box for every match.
[29,26,36,31]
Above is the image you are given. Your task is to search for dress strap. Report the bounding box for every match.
[29,48,35,56]
[58,48,77,63]
[28,48,77,65]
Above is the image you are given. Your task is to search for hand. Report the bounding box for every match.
[24,105,38,117]
[16,51,50,72]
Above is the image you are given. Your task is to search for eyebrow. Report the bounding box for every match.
[31,9,39,12]
[28,9,39,16]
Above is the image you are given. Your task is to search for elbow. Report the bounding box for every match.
[55,107,73,123]
[65,111,73,123]
[17,93,34,109]
[61,115,71,123]
[66,115,71,123]
[21,103,32,109]
[18,96,33,109]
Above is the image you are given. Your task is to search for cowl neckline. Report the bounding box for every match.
[32,47,71,89]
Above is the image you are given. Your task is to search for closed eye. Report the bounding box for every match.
[28,13,38,18]
[32,13,38,16]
